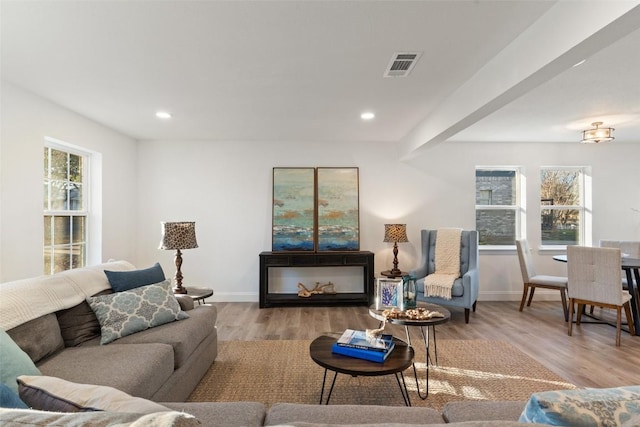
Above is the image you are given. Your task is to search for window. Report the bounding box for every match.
[475,167,523,247]
[540,167,589,247]
[43,141,90,274]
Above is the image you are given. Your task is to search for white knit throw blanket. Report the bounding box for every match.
[0,260,135,331]
[423,228,462,300]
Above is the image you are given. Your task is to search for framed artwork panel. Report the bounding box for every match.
[316,167,359,251]
[272,167,316,252]
[375,277,403,310]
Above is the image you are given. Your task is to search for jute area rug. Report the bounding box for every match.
[188,339,575,410]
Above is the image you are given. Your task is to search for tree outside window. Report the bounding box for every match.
[540,168,584,246]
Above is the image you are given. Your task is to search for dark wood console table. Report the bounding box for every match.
[259,251,375,308]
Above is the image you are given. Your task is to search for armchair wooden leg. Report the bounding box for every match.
[464,308,470,324]
[472,301,477,312]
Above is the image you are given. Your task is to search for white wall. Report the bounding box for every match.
[0,82,139,281]
[137,138,640,302]
[2,82,638,300]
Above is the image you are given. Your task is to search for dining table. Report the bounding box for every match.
[553,254,640,335]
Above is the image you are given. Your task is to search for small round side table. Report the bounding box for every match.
[183,287,213,304]
[369,303,451,399]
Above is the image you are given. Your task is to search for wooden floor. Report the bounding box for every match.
[212,300,640,389]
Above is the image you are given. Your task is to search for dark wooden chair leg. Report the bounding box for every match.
[527,287,536,306]
[560,289,569,322]
[464,308,470,323]
[472,301,477,312]
[519,284,529,312]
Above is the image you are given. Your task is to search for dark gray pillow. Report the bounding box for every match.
[104,262,165,292]
[56,289,112,347]
[6,314,64,364]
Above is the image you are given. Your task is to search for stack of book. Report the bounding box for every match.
[331,329,395,363]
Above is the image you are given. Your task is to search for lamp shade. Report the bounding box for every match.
[159,222,198,250]
[383,224,408,243]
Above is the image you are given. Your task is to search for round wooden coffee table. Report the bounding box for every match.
[309,335,414,406]
[369,303,451,399]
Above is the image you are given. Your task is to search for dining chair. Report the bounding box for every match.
[567,245,635,346]
[516,239,568,321]
[600,240,640,288]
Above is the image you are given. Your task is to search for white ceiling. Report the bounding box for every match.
[2,1,639,152]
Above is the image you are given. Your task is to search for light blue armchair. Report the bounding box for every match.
[409,229,479,323]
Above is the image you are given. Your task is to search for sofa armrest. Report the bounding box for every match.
[175,295,195,311]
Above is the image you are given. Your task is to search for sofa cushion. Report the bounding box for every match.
[519,386,640,426]
[87,280,189,345]
[6,313,64,363]
[56,289,113,347]
[36,343,174,400]
[264,403,444,425]
[164,402,266,427]
[0,383,28,409]
[105,262,166,292]
[0,407,200,427]
[443,400,527,423]
[18,375,171,413]
[115,304,216,369]
[0,330,41,394]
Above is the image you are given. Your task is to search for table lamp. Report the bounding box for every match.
[159,221,198,294]
[383,224,409,277]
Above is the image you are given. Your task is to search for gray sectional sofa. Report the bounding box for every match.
[2,260,218,402]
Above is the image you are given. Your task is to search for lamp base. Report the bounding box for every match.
[173,285,188,294]
[381,270,408,278]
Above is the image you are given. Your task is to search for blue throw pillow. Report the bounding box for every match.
[0,383,28,409]
[104,262,165,292]
[0,330,41,394]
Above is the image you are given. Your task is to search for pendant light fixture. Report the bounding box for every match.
[581,122,614,144]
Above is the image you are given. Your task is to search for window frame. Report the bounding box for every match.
[475,166,525,251]
[539,166,591,250]
[43,138,92,275]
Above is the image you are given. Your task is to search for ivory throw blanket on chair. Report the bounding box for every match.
[423,228,461,300]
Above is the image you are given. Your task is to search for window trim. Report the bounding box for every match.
[475,166,525,251]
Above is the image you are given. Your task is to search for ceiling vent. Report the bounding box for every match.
[384,52,422,78]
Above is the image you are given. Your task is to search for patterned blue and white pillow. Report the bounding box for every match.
[87,280,189,345]
[519,386,640,426]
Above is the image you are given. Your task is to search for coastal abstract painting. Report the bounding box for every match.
[316,167,359,251]
[272,168,315,251]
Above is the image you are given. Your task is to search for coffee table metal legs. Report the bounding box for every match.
[404,325,437,400]
[318,368,412,406]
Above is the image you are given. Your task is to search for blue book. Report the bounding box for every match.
[331,341,395,363]
[336,329,394,352]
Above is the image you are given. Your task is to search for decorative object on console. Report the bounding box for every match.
[581,121,614,143]
[382,224,409,277]
[159,221,198,294]
[296,282,336,298]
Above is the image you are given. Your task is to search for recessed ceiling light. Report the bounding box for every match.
[155,111,172,119]
[572,59,586,67]
[361,112,375,120]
